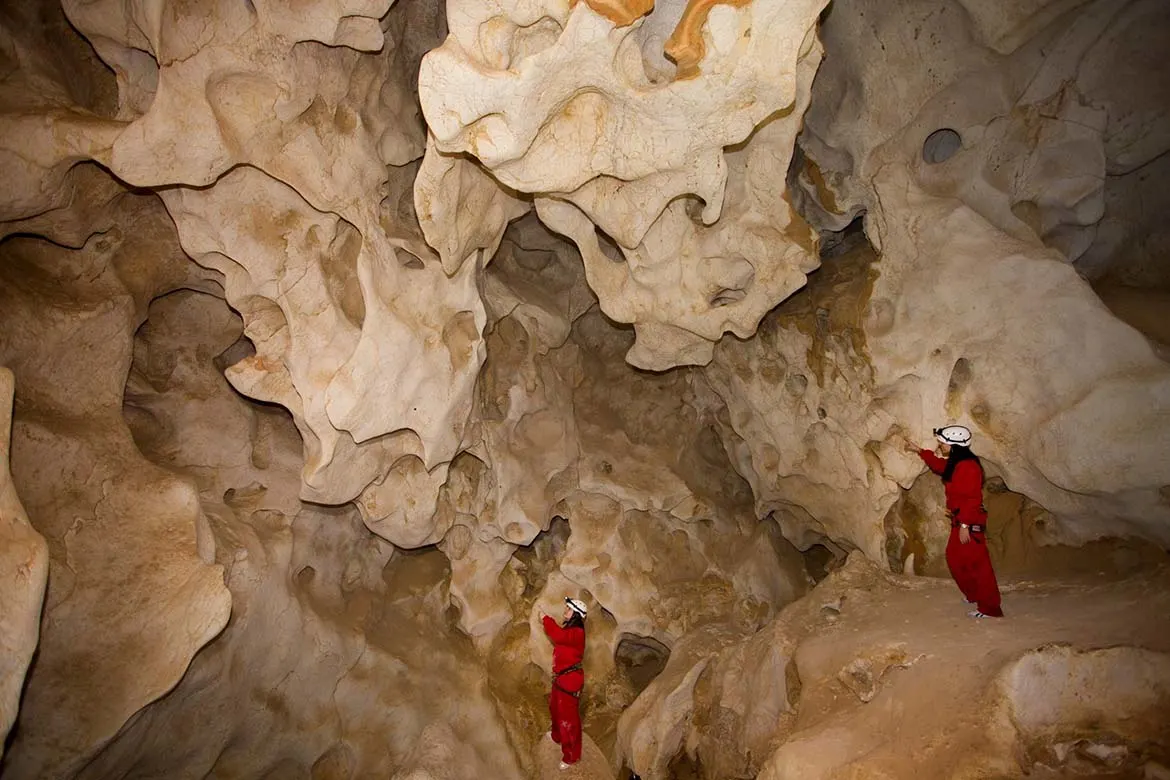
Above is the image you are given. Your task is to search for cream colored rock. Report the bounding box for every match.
[122,290,305,517]
[615,554,881,780]
[0,367,49,758]
[800,0,1170,268]
[467,219,589,549]
[991,645,1170,758]
[2,0,1168,778]
[521,308,810,670]
[414,134,531,275]
[394,216,606,653]
[754,566,1170,779]
[441,528,520,648]
[419,0,830,368]
[62,0,395,186]
[0,3,120,225]
[160,164,483,546]
[536,492,807,653]
[712,164,1170,558]
[60,0,481,550]
[532,51,823,370]
[701,236,907,559]
[614,555,1170,780]
[523,478,808,739]
[867,169,1170,546]
[392,721,528,780]
[1074,0,1170,287]
[798,0,1167,267]
[705,0,1170,557]
[402,218,591,647]
[76,290,524,780]
[614,623,750,780]
[0,190,232,779]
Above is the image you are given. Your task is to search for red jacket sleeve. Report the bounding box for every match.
[918,449,947,474]
[542,615,569,643]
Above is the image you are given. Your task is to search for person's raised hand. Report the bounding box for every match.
[902,439,921,454]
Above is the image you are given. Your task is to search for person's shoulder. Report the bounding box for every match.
[956,458,983,475]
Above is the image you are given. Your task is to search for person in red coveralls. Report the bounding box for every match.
[542,597,587,768]
[905,424,1004,618]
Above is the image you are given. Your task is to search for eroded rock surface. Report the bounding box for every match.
[0,177,232,778]
[419,0,829,369]
[0,0,1167,777]
[76,290,524,778]
[622,555,1170,780]
[0,368,48,758]
[700,0,1170,560]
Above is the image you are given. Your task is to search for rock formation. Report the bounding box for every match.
[709,0,1170,560]
[0,368,48,758]
[419,0,829,370]
[0,0,1167,777]
[622,554,1170,780]
[0,173,233,778]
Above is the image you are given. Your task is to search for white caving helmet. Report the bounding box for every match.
[565,597,588,618]
[934,424,972,447]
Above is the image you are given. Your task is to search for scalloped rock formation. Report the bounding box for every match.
[692,0,1170,565]
[73,289,525,779]
[0,0,1168,777]
[0,368,48,758]
[0,173,232,778]
[43,0,488,552]
[419,0,829,369]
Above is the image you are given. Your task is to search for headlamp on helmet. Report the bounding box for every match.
[934,425,973,447]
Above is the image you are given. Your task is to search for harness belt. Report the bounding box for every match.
[553,681,581,698]
[951,522,985,533]
[553,663,583,698]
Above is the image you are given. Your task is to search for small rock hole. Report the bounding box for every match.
[923,128,962,164]
[398,251,425,270]
[710,287,747,308]
[594,226,625,264]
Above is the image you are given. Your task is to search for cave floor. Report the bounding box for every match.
[583,559,1170,780]
[764,561,1170,779]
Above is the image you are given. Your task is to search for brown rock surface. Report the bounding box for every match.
[0,181,232,778]
[0,0,1167,777]
[535,732,614,779]
[620,554,1170,780]
[0,368,48,758]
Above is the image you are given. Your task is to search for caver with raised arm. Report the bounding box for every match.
[542,597,587,768]
[905,425,1004,618]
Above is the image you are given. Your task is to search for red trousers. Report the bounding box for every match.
[945,526,1003,616]
[549,686,582,764]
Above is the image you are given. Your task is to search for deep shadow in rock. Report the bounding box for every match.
[615,633,671,696]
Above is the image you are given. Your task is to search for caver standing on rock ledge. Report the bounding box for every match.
[541,597,587,769]
[905,425,1004,618]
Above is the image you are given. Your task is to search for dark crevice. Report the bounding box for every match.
[615,633,671,695]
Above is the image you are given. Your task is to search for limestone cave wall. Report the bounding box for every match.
[0,0,1167,778]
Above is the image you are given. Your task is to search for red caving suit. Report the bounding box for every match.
[919,450,1004,616]
[542,615,585,764]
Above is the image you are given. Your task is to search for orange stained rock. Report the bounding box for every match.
[570,0,655,27]
[665,0,752,79]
